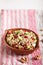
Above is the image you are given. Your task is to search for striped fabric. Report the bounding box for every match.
[1,10,42,65]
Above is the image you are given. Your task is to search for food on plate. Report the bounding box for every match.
[5,29,37,50]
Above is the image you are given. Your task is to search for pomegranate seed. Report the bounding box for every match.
[14,35,18,38]
[24,36,28,38]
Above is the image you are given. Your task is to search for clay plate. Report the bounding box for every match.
[4,28,39,55]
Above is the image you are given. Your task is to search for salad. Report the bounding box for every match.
[6,29,37,50]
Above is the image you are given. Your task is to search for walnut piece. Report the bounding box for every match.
[33,55,41,60]
[18,57,28,63]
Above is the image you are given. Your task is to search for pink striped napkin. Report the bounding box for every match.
[1,10,42,65]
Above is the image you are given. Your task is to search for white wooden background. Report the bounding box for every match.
[0,0,43,9]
